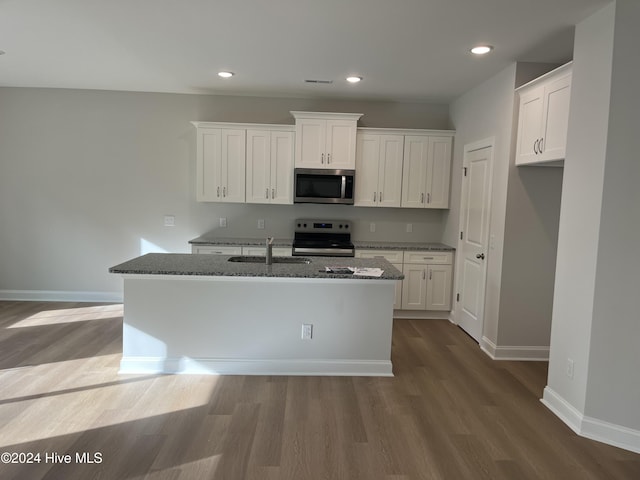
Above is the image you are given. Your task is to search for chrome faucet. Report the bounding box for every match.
[266,237,274,265]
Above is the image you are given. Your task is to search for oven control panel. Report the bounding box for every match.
[294,219,352,233]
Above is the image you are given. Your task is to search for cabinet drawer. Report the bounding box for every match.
[192,246,242,255]
[355,250,404,263]
[242,246,292,256]
[403,251,452,265]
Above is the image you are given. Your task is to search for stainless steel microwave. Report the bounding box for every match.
[294,168,355,204]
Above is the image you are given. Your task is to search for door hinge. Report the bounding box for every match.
[463,167,467,176]
[460,231,463,240]
[456,293,460,302]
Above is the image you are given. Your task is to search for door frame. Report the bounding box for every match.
[452,137,495,341]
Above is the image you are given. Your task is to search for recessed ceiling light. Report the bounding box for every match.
[346,76,363,83]
[218,71,234,78]
[470,45,493,55]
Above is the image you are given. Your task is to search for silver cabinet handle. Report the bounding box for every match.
[217,186,220,198]
[421,193,425,203]
[327,153,331,164]
[379,192,383,202]
[422,270,426,280]
[427,193,431,204]
[539,138,544,153]
[534,139,539,154]
[321,153,324,164]
[265,188,269,199]
[429,269,432,280]
[373,192,377,202]
[423,257,434,260]
[272,188,275,199]
[223,186,226,197]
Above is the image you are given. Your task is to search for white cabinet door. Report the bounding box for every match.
[378,135,404,207]
[515,86,544,166]
[270,131,294,204]
[401,264,427,310]
[246,130,271,204]
[325,119,357,169]
[426,265,452,311]
[295,118,326,168]
[401,136,429,208]
[426,137,452,208]
[220,129,246,203]
[355,134,381,206]
[246,130,294,204]
[539,72,572,163]
[197,128,221,202]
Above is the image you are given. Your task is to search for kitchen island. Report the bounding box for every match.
[109,253,403,376]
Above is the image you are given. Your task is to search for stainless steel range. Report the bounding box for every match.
[292,219,355,257]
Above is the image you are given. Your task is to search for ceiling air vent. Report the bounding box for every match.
[304,79,333,84]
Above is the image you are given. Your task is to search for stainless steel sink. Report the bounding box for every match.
[227,256,311,264]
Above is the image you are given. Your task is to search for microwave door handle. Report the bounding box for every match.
[341,175,346,199]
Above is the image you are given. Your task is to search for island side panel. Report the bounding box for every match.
[120,275,395,376]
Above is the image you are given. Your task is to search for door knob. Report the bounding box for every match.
[476,253,485,260]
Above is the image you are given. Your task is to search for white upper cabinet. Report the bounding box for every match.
[195,126,246,203]
[355,133,404,207]
[291,112,363,169]
[515,63,572,166]
[246,129,294,204]
[401,135,452,209]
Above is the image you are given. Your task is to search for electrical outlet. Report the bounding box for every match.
[406,223,413,233]
[163,215,175,227]
[369,222,376,233]
[566,358,574,379]
[301,324,313,340]
[257,219,265,229]
[219,217,227,228]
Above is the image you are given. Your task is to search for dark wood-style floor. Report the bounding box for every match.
[0,301,638,479]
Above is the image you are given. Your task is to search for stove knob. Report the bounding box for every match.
[345,224,349,229]
[303,223,307,228]
[297,223,301,227]
[339,224,343,229]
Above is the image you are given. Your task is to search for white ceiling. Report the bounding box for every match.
[0,0,610,103]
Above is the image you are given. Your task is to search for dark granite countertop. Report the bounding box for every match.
[188,235,454,251]
[110,253,404,280]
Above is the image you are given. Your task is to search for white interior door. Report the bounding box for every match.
[456,144,493,342]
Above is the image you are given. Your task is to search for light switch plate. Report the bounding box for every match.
[406,223,413,233]
[257,219,265,229]
[369,222,376,233]
[219,217,227,228]
[163,215,175,227]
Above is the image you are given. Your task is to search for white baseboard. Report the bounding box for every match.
[542,387,640,454]
[481,336,549,361]
[120,356,394,377]
[0,289,123,303]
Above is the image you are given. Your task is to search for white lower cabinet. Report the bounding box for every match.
[401,251,453,311]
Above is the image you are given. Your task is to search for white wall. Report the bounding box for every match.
[448,60,565,354]
[586,0,640,431]
[545,0,640,451]
[0,88,450,299]
[447,64,516,345]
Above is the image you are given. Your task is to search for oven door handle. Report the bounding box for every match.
[293,247,355,256]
